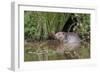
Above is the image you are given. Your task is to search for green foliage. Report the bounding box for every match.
[24,11,90,40]
[24,11,70,40]
[74,14,90,39]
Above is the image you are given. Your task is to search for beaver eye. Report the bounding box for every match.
[62,32,64,35]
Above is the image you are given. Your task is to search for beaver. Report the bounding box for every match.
[55,32,81,51]
[54,32,81,58]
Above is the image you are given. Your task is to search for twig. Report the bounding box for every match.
[68,22,77,32]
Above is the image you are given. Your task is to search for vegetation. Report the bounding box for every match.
[24,11,90,61]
